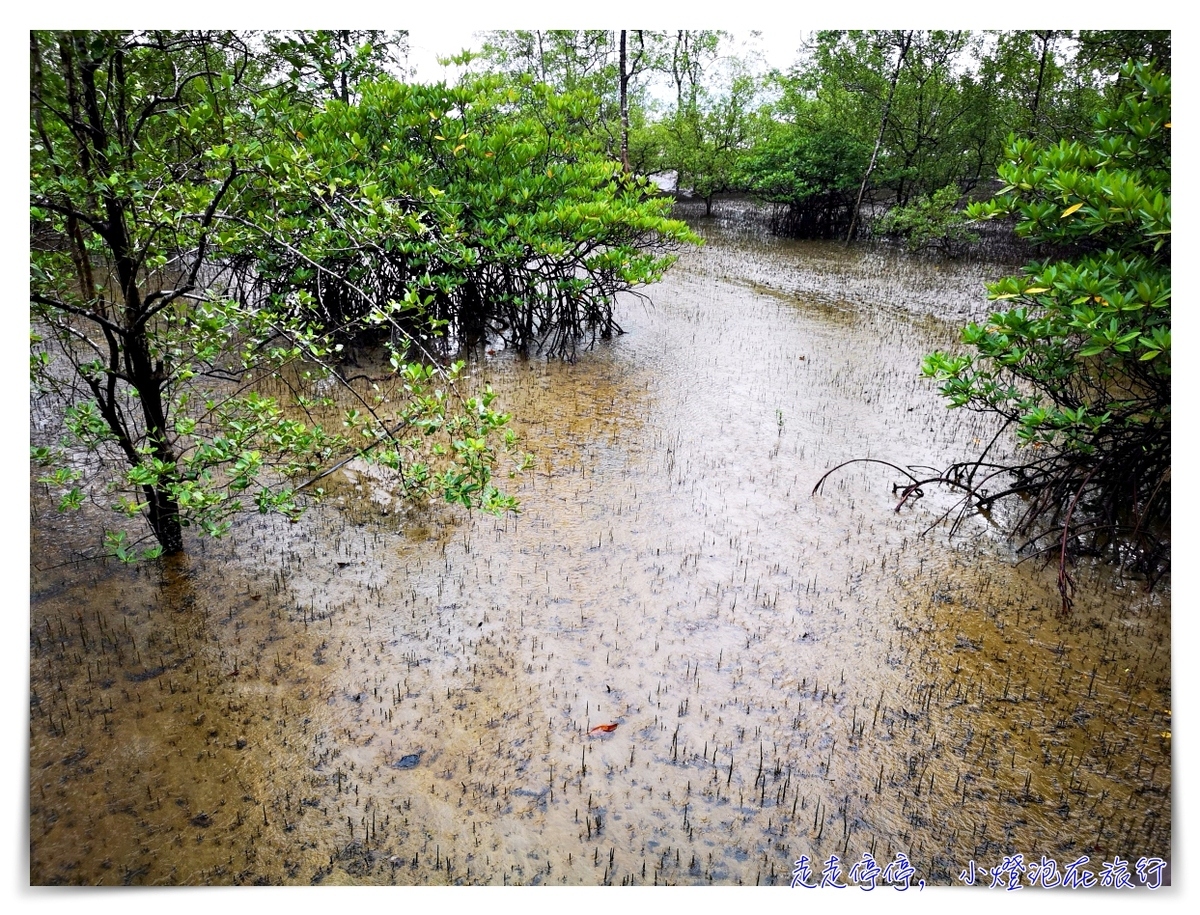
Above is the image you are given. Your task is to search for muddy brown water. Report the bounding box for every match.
[29,209,1170,886]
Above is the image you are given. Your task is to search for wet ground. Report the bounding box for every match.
[29,206,1170,885]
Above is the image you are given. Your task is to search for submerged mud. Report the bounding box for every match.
[30,217,1170,885]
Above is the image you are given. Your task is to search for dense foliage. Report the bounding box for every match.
[653,72,761,215]
[253,74,697,359]
[730,30,1169,239]
[873,185,979,255]
[736,125,870,237]
[923,62,1170,602]
[474,30,659,172]
[29,30,692,557]
[471,31,1168,243]
[262,30,408,104]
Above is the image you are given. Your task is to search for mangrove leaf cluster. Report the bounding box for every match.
[29,30,693,556]
[923,62,1171,602]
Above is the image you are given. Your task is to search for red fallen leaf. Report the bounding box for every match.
[588,723,618,735]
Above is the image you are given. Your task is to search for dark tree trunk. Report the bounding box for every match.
[146,487,185,553]
[73,32,187,555]
[128,334,185,554]
[620,30,630,173]
[1029,31,1053,136]
[338,30,350,105]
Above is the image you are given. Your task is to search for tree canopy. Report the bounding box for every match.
[729,30,1167,238]
[29,29,694,557]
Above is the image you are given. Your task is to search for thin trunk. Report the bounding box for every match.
[847,30,914,244]
[672,30,685,109]
[339,30,350,104]
[1029,31,1053,136]
[620,30,630,172]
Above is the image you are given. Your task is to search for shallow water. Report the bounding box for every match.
[29,212,1170,885]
